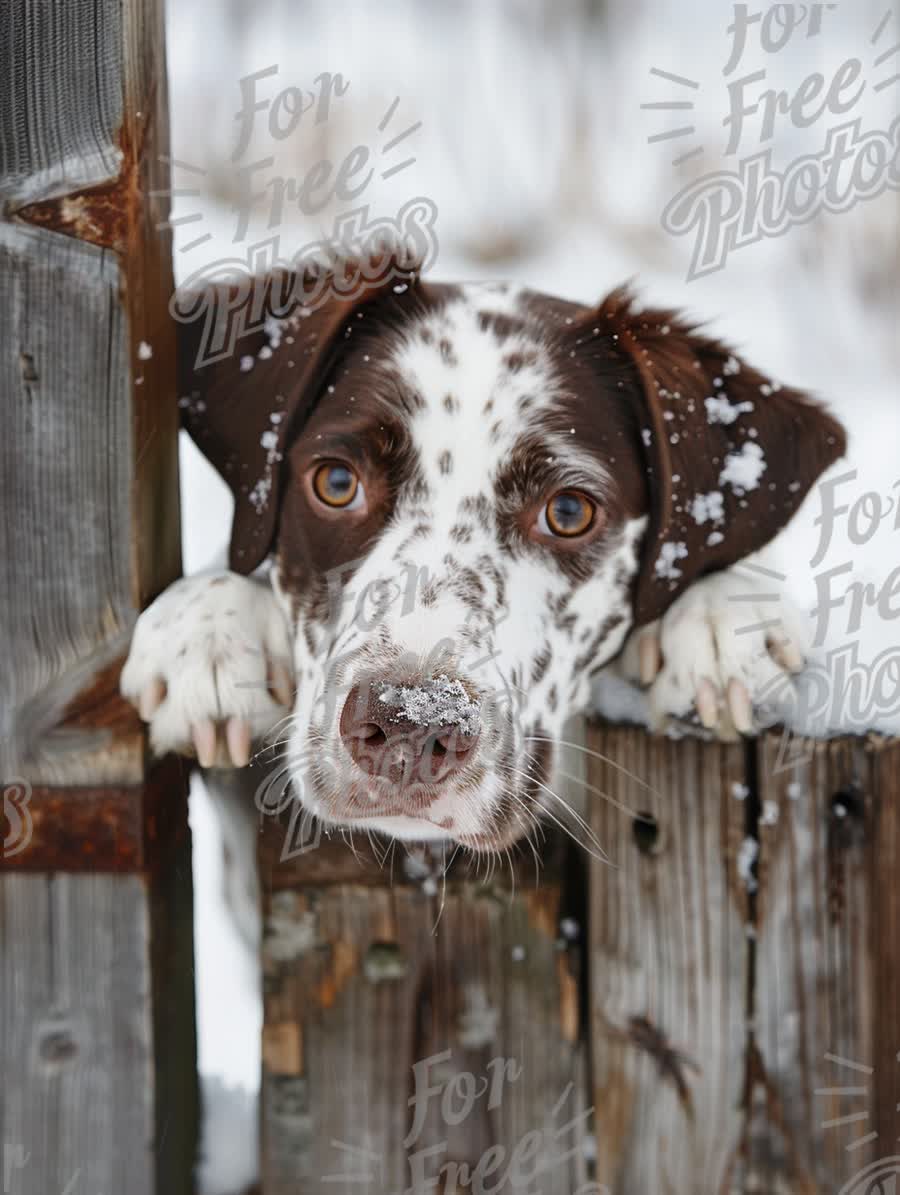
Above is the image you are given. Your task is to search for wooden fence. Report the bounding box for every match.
[1,1,196,1192]
[254,726,900,1195]
[3,2,899,1193]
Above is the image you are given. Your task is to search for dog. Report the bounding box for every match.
[121,259,846,856]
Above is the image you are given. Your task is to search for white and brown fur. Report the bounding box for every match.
[122,260,846,860]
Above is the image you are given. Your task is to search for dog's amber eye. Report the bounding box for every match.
[542,490,595,538]
[312,462,360,509]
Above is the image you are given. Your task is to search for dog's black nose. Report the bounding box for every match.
[339,675,480,788]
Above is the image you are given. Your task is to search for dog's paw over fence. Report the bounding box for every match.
[255,725,900,1195]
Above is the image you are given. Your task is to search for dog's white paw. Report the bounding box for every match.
[619,569,809,740]
[121,571,294,767]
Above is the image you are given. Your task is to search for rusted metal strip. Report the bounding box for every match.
[11,122,140,254]
[1,753,189,874]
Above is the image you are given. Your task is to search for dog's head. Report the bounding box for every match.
[178,262,845,850]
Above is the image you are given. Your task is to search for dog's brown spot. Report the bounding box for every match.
[577,612,628,674]
[477,311,522,339]
[504,349,538,373]
[531,645,552,684]
[460,494,491,522]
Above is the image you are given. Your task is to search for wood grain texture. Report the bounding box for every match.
[0,225,137,780]
[588,723,900,1195]
[256,717,900,1195]
[748,732,900,1193]
[0,830,196,1195]
[1,0,179,785]
[0,0,124,202]
[586,721,752,1194]
[1,2,194,1193]
[258,829,590,1195]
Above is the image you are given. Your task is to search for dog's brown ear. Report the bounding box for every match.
[174,260,419,573]
[592,288,847,625]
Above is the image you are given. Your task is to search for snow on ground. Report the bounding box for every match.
[189,766,260,1195]
[164,1,899,1189]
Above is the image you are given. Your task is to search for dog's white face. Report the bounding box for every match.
[180,265,846,851]
[273,286,646,847]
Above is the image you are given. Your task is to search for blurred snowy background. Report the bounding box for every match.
[163,0,899,1189]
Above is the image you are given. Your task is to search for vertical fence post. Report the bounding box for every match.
[586,723,750,1191]
[0,1,195,1191]
[748,733,900,1191]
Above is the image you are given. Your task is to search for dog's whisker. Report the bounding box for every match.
[526,735,659,797]
[504,844,516,899]
[253,741,292,768]
[443,841,462,877]
[555,767,646,822]
[428,841,449,934]
[376,833,393,871]
[264,711,299,741]
[495,776,547,859]
[500,784,543,850]
[500,764,611,866]
[526,831,542,885]
[505,763,609,861]
[338,825,359,866]
[365,827,380,868]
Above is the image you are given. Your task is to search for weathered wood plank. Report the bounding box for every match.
[1,1,194,1193]
[748,733,900,1193]
[256,716,900,1195]
[258,830,590,1195]
[586,721,751,1193]
[1,0,179,785]
[0,0,124,202]
[869,739,900,1159]
[0,226,138,781]
[0,827,196,1195]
